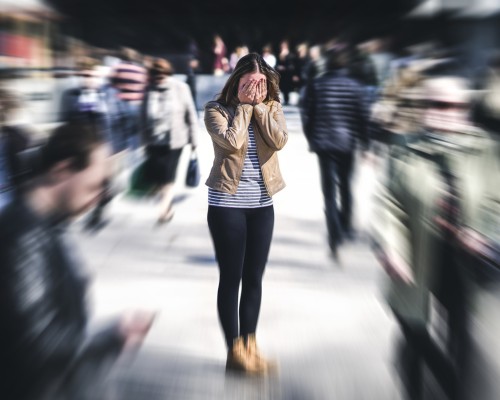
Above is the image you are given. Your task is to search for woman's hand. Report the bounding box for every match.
[238,80,257,104]
[253,79,267,105]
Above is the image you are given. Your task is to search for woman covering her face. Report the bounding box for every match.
[204,52,288,374]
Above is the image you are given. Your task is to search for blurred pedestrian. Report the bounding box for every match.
[262,44,276,68]
[301,46,368,261]
[372,75,500,399]
[186,37,201,109]
[276,40,296,105]
[204,53,287,374]
[229,45,249,72]
[294,42,309,92]
[0,88,30,210]
[142,58,198,224]
[213,34,229,76]
[110,47,148,164]
[473,52,500,140]
[0,121,155,400]
[362,37,395,88]
[60,58,128,231]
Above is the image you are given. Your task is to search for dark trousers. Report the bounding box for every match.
[317,151,354,250]
[395,271,470,400]
[207,205,274,348]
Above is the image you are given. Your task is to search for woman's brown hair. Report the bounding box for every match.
[217,53,281,106]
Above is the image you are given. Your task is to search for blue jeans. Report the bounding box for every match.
[120,101,142,168]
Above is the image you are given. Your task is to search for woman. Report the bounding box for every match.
[204,53,288,374]
[213,35,229,76]
[143,58,198,223]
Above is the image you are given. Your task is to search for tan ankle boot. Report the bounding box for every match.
[246,334,277,373]
[226,337,267,374]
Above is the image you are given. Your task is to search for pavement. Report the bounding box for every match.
[73,105,402,400]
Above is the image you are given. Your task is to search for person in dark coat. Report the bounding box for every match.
[0,121,154,400]
[276,40,296,105]
[301,46,369,260]
[0,88,30,210]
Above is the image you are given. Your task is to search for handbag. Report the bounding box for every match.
[185,150,200,188]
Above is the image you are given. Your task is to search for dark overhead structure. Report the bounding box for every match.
[46,0,422,54]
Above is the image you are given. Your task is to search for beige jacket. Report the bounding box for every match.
[142,77,199,149]
[204,100,288,196]
[372,128,500,324]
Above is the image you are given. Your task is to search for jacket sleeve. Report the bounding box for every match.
[1,232,125,375]
[355,84,370,152]
[182,83,199,147]
[252,102,288,151]
[371,149,413,277]
[301,82,315,142]
[141,89,155,146]
[59,89,77,122]
[2,236,85,371]
[204,102,253,152]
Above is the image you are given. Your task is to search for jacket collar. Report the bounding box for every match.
[323,68,349,78]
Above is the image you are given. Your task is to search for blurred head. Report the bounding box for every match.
[39,122,110,218]
[309,45,322,61]
[217,53,280,106]
[423,76,471,133]
[75,58,100,89]
[214,35,224,45]
[121,47,139,63]
[297,43,308,58]
[150,58,174,84]
[325,46,350,71]
[262,45,273,55]
[239,46,249,57]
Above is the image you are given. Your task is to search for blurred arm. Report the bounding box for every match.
[252,102,288,151]
[1,231,124,376]
[371,151,415,285]
[182,83,199,148]
[204,102,253,152]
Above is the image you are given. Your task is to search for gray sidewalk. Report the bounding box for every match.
[74,107,402,400]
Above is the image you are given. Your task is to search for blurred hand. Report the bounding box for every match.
[119,310,156,350]
[377,250,415,285]
[387,253,415,285]
[238,80,257,104]
[253,79,267,105]
[458,227,490,256]
[361,151,373,163]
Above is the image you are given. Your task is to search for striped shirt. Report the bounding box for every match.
[208,123,273,208]
[111,61,148,102]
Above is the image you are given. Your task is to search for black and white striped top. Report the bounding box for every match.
[208,123,273,208]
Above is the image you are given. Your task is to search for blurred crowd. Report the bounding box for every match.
[297,37,500,399]
[0,22,500,400]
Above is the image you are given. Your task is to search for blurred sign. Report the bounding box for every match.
[0,32,34,60]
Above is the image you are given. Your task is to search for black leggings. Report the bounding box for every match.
[207,205,274,349]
